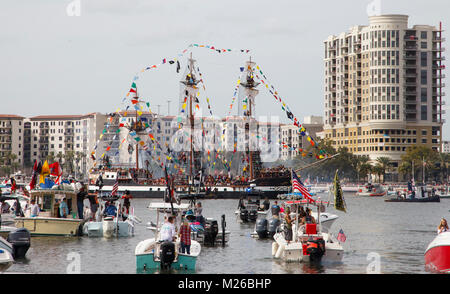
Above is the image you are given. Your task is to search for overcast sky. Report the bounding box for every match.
[1,0,449,138]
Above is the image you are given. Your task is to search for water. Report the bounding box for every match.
[7,194,450,274]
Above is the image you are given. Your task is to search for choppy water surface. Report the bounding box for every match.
[7,194,450,274]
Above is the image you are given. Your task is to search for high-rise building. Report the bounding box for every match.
[323,15,445,169]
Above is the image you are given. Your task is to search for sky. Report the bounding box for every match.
[1,0,449,138]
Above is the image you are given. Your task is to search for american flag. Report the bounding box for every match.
[292,170,315,203]
[111,179,119,196]
[337,229,346,243]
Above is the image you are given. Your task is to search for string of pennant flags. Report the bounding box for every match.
[89,43,328,173]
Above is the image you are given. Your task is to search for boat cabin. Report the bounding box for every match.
[29,190,78,219]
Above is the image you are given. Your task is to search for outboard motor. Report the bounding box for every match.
[255,218,268,239]
[268,218,281,238]
[7,228,31,259]
[159,241,176,270]
[306,239,326,263]
[240,209,249,222]
[248,209,258,222]
[204,219,219,246]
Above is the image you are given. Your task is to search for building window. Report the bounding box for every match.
[421,52,427,67]
[421,42,427,49]
[421,31,427,39]
[421,70,427,85]
[421,105,427,120]
[421,88,427,102]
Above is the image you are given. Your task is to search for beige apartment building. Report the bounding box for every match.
[324,14,445,170]
[26,113,107,175]
[0,114,25,166]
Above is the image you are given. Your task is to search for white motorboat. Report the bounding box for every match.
[435,186,450,199]
[355,183,386,197]
[271,200,344,264]
[83,200,141,238]
[135,202,201,272]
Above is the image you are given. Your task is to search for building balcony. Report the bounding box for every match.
[432,47,446,52]
[404,63,417,69]
[433,73,446,79]
[433,37,446,42]
[404,53,417,60]
[404,45,418,51]
[432,83,446,88]
[433,55,446,61]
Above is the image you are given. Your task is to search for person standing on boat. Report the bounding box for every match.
[30,199,40,217]
[271,201,281,219]
[263,197,270,211]
[179,217,192,254]
[194,202,205,227]
[284,207,295,243]
[59,198,69,218]
[301,207,316,225]
[13,198,24,217]
[76,185,87,219]
[160,216,176,242]
[88,191,99,221]
[0,200,10,214]
[438,218,449,234]
[122,190,132,215]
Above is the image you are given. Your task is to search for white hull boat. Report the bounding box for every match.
[272,224,344,263]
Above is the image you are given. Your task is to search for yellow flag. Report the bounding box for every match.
[39,160,50,184]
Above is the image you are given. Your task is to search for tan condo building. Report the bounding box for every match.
[323,14,445,170]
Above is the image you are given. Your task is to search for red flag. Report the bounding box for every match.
[49,162,63,184]
[29,160,38,190]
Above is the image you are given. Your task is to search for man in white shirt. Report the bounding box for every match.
[30,199,40,217]
[160,216,176,242]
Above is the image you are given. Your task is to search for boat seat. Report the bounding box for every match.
[305,224,317,235]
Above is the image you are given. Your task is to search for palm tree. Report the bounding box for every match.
[376,157,391,183]
[355,156,371,183]
[47,151,56,163]
[63,151,75,176]
[372,164,384,183]
[56,152,64,164]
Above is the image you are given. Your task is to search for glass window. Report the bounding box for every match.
[421,70,427,85]
[421,52,427,67]
[421,105,427,120]
[421,88,427,102]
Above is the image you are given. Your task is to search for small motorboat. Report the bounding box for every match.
[271,200,344,264]
[135,202,201,272]
[425,231,450,273]
[83,200,141,238]
[436,186,450,199]
[355,183,386,197]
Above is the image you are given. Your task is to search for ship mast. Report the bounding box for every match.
[180,53,200,191]
[239,57,260,180]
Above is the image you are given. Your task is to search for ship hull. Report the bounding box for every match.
[88,183,289,199]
